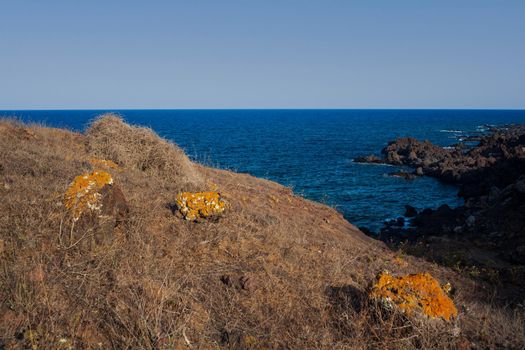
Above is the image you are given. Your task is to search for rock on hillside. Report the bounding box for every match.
[0,117,523,349]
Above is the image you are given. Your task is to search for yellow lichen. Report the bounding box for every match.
[242,335,259,348]
[370,272,458,321]
[89,158,119,170]
[175,191,225,221]
[442,282,453,294]
[64,171,113,221]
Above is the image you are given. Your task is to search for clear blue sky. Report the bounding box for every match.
[1,0,524,109]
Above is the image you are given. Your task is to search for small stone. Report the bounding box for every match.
[516,179,525,194]
[239,274,258,292]
[466,215,476,227]
[404,205,418,217]
[220,275,231,286]
[389,171,416,180]
[416,167,424,176]
[516,246,525,257]
[488,231,500,238]
[488,186,501,203]
[29,264,44,282]
[354,154,383,163]
[453,226,463,234]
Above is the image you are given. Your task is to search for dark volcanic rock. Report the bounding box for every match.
[404,205,418,217]
[375,126,525,196]
[382,137,452,168]
[388,171,417,180]
[353,154,383,164]
[358,226,375,236]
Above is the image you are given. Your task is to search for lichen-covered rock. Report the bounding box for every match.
[63,170,128,247]
[369,272,458,322]
[175,191,225,221]
[64,171,114,221]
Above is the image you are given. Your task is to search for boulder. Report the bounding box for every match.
[63,171,129,247]
[404,205,418,217]
[369,272,457,322]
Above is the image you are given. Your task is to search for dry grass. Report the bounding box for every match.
[86,114,203,192]
[0,116,524,349]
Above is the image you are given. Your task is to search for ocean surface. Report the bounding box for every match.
[3,109,525,232]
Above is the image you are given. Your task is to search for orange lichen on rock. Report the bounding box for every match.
[64,171,113,221]
[89,158,119,170]
[370,272,458,321]
[175,191,225,221]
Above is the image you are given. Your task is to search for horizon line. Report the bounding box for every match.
[1,107,525,112]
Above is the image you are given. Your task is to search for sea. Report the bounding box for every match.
[3,109,525,232]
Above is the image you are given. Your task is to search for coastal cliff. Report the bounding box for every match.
[1,116,523,349]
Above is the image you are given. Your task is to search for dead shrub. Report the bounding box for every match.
[86,114,204,191]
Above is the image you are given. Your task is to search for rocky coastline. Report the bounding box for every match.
[356,125,525,295]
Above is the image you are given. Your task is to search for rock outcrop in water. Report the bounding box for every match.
[381,126,525,193]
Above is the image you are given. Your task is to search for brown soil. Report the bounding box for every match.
[0,115,523,349]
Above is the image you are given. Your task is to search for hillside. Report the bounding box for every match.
[0,115,523,349]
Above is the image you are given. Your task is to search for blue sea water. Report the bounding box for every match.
[3,109,525,232]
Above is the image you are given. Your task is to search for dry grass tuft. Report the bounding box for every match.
[86,114,204,191]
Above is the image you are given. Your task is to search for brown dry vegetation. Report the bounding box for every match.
[0,115,524,349]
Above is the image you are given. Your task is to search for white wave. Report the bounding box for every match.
[476,125,493,132]
[439,129,463,133]
[354,162,396,167]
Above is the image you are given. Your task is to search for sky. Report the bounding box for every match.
[0,0,524,109]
